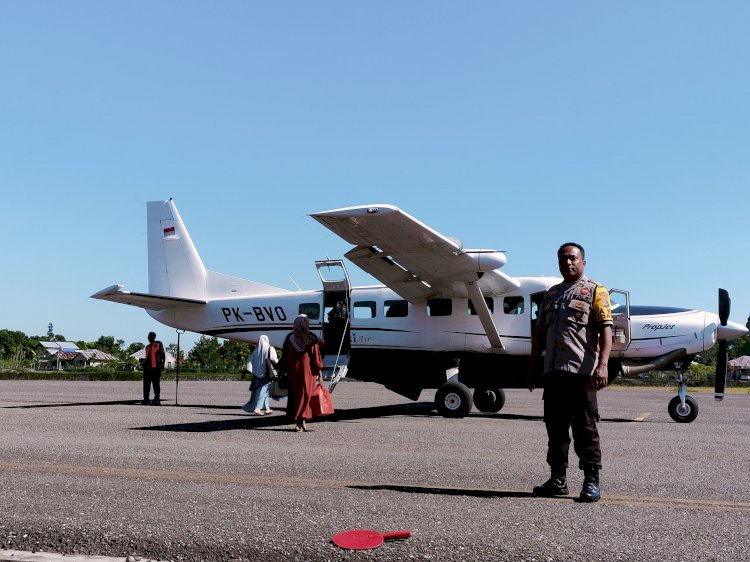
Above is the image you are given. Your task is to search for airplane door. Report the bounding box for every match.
[315,260,351,388]
[609,288,631,352]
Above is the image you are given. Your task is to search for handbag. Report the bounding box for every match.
[265,357,278,381]
[310,383,334,417]
[276,372,288,389]
[269,380,288,399]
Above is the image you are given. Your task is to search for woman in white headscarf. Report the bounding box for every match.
[280,314,323,431]
[242,335,278,415]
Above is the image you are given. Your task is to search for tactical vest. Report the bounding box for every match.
[540,276,608,376]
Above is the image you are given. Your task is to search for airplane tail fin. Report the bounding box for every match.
[147,199,289,300]
[148,199,208,300]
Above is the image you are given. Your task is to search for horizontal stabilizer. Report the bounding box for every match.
[90,285,205,311]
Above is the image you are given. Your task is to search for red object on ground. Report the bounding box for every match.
[332,529,412,550]
[310,383,335,416]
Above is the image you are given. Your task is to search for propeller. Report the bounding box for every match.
[715,288,730,401]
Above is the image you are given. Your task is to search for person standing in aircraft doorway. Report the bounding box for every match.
[279,314,323,432]
[527,243,613,502]
[143,331,165,405]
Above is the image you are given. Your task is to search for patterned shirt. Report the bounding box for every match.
[539,275,613,376]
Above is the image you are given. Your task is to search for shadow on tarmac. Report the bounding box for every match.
[4,400,268,411]
[4,399,636,429]
[132,405,642,432]
[348,483,593,502]
[134,401,440,432]
[4,399,144,409]
[349,483,536,499]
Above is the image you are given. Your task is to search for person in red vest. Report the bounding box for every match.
[143,331,166,405]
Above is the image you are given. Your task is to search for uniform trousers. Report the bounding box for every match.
[542,371,601,472]
[143,367,162,401]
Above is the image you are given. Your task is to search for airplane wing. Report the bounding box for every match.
[310,204,520,302]
[91,285,206,311]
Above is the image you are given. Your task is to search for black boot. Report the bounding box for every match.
[533,469,568,497]
[580,467,601,502]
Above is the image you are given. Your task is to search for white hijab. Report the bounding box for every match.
[248,335,278,377]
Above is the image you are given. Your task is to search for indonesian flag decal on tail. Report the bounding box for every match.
[163,226,176,238]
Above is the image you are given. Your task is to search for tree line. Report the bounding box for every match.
[0,329,254,372]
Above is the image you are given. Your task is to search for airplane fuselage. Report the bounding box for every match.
[145,276,733,393]
[92,199,748,419]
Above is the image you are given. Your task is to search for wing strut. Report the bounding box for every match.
[465,277,504,351]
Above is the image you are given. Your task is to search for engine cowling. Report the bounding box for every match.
[462,250,507,272]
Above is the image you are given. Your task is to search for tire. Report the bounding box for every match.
[472,387,506,413]
[668,395,699,423]
[435,381,473,418]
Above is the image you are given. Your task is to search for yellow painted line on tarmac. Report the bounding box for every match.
[0,461,358,489]
[631,412,652,423]
[3,461,750,514]
[601,495,750,512]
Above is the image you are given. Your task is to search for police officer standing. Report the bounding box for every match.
[143,331,166,405]
[527,243,613,502]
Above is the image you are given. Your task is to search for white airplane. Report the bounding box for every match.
[92,199,748,423]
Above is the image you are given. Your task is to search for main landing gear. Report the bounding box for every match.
[434,381,506,418]
[667,370,699,423]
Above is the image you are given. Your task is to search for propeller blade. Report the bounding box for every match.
[718,288,730,326]
[714,339,728,401]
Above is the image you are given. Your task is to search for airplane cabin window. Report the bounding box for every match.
[385,300,408,317]
[502,296,525,315]
[468,297,494,315]
[299,303,320,320]
[353,301,376,319]
[427,298,452,317]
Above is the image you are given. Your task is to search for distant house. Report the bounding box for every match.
[37,342,118,370]
[130,348,177,369]
[729,356,750,381]
[37,341,79,370]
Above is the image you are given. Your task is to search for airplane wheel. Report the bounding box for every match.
[668,395,699,423]
[472,387,506,413]
[435,381,472,418]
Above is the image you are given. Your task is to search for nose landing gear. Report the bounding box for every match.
[667,371,699,423]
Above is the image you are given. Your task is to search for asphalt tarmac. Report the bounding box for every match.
[1,379,749,562]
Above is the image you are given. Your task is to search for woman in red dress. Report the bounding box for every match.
[281,314,323,432]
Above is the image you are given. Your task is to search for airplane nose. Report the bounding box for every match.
[717,320,749,340]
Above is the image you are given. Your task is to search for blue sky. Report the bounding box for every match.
[2,2,748,351]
